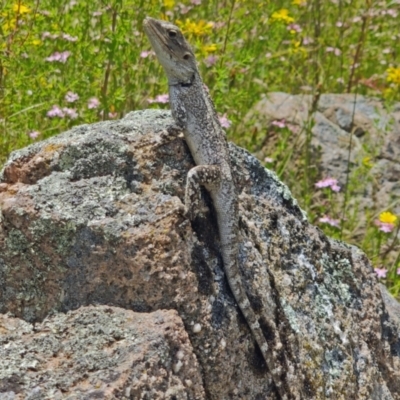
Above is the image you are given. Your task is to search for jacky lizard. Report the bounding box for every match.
[143,17,285,395]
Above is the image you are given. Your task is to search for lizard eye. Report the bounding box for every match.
[183,53,191,60]
[168,30,177,37]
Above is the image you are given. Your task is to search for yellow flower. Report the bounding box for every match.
[383,87,394,99]
[176,19,213,36]
[386,66,400,85]
[289,40,306,55]
[2,19,16,33]
[12,4,30,14]
[31,39,41,46]
[163,0,175,8]
[271,9,294,24]
[202,43,217,53]
[379,211,397,224]
[362,156,373,168]
[39,77,52,88]
[292,0,306,5]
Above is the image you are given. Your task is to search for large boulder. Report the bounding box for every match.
[0,109,399,399]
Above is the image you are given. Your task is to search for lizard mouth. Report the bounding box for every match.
[143,17,170,52]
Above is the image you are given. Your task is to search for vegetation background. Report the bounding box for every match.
[1,0,399,295]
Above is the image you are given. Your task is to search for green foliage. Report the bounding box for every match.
[1,0,399,295]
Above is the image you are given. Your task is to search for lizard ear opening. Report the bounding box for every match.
[183,53,191,60]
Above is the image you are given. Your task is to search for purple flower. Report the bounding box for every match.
[62,107,78,119]
[45,51,71,63]
[147,94,169,104]
[218,113,231,129]
[47,105,65,118]
[65,91,79,103]
[204,55,218,67]
[397,268,400,276]
[315,177,341,192]
[319,216,340,227]
[374,268,387,278]
[374,220,395,233]
[271,119,286,128]
[88,97,100,109]
[28,131,40,139]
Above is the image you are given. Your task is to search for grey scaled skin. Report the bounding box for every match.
[143,17,287,398]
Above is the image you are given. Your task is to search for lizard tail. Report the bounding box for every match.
[220,240,287,398]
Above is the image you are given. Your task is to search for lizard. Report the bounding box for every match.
[143,17,287,397]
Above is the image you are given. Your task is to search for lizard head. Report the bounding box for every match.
[143,17,198,86]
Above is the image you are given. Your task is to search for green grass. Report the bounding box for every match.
[1,0,399,296]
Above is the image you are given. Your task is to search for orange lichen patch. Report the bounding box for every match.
[2,143,65,185]
[43,143,64,154]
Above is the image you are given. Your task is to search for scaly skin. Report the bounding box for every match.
[143,17,288,398]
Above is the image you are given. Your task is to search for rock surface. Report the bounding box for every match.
[0,109,399,399]
[0,306,204,400]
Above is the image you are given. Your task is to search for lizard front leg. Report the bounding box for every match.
[185,165,221,220]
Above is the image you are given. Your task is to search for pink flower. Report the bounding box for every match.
[47,105,65,118]
[302,37,314,45]
[326,47,341,56]
[88,97,100,109]
[315,177,341,192]
[45,51,71,63]
[108,112,118,119]
[374,220,395,233]
[65,91,79,103]
[264,157,274,163]
[191,0,201,4]
[374,268,388,278]
[287,123,300,134]
[28,131,40,139]
[204,55,218,67]
[319,216,340,227]
[271,119,286,128]
[140,50,154,58]
[397,268,400,275]
[218,113,231,129]
[62,33,78,42]
[62,107,78,119]
[147,94,169,104]
[331,184,341,192]
[42,31,58,40]
[383,9,398,17]
[287,23,302,33]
